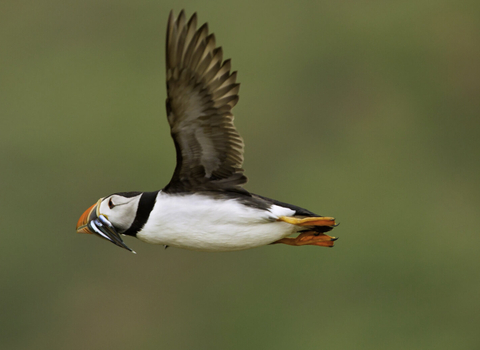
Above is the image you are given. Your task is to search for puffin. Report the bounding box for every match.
[76,10,338,253]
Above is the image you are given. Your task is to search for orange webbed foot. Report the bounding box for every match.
[277,216,336,227]
[273,231,338,248]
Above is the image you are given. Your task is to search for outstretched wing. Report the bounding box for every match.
[163,10,247,193]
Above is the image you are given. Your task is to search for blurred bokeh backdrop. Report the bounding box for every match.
[2,1,480,349]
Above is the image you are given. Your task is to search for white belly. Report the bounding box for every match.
[136,192,297,251]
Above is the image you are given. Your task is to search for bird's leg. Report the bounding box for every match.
[272,231,338,247]
[274,216,338,247]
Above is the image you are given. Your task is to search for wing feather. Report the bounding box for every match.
[163,10,247,193]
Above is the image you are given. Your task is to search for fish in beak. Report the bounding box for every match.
[76,199,135,253]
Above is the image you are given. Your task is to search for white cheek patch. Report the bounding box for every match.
[100,195,142,232]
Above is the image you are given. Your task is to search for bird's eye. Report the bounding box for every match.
[108,198,115,209]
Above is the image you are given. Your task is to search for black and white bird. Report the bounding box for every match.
[76,10,338,253]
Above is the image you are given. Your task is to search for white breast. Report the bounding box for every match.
[136,191,297,251]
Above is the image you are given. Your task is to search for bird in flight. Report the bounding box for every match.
[76,10,338,253]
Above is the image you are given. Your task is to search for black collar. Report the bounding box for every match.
[123,191,158,237]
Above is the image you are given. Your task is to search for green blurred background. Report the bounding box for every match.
[2,0,480,349]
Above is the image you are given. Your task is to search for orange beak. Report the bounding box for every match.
[76,199,135,253]
[76,201,100,234]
